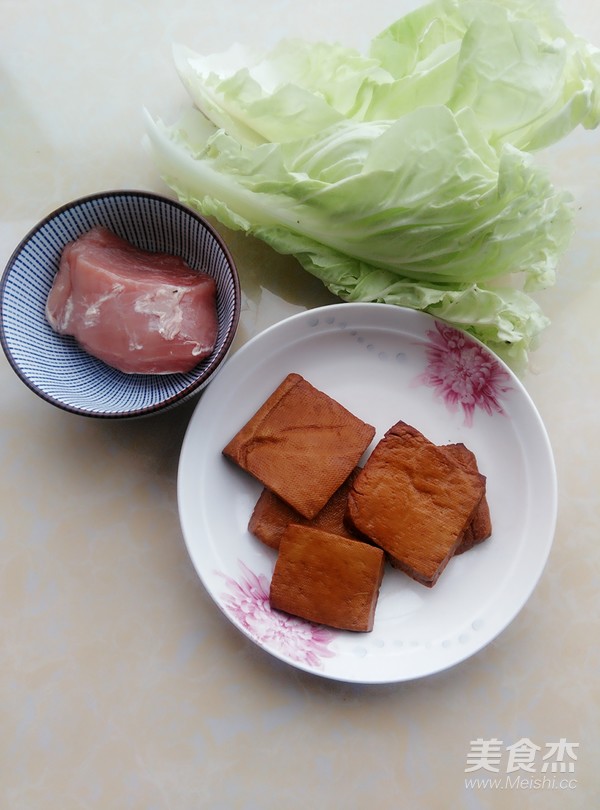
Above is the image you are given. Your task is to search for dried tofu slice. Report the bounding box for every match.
[223,373,375,518]
[346,422,485,587]
[444,443,492,555]
[269,525,385,632]
[248,468,361,550]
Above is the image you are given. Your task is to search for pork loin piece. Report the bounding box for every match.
[346,422,485,587]
[45,226,218,374]
[248,468,361,550]
[269,525,385,632]
[223,373,375,519]
[444,443,492,555]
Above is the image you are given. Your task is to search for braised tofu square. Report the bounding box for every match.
[269,525,385,632]
[223,373,375,518]
[444,443,492,555]
[248,468,361,550]
[346,422,485,587]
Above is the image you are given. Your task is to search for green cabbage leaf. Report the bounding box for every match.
[145,0,600,367]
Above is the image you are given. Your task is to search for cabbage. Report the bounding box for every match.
[145,0,600,367]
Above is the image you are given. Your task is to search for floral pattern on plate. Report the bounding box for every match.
[218,561,336,668]
[413,321,513,426]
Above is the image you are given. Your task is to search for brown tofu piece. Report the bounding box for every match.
[248,468,361,550]
[269,525,385,632]
[444,443,492,555]
[223,373,375,519]
[345,422,485,587]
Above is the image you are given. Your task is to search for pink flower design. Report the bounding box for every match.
[413,322,513,427]
[218,561,336,668]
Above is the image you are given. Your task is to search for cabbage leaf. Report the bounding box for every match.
[145,0,600,367]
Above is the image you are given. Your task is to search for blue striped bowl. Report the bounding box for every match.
[0,191,241,418]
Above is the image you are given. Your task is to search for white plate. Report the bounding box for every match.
[177,303,556,683]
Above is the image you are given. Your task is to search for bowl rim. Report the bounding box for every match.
[0,189,241,419]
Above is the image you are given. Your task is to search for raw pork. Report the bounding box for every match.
[46,226,218,374]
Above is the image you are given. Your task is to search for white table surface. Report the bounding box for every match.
[2,1,599,807]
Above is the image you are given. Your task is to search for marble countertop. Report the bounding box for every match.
[2,1,599,807]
